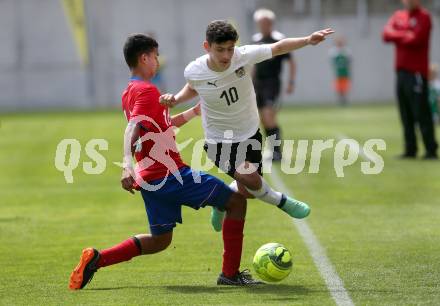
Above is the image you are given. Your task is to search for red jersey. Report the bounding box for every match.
[382,7,431,78]
[121,78,186,182]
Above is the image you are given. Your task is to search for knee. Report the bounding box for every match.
[153,233,172,251]
[235,168,261,190]
[137,232,172,254]
[237,182,256,199]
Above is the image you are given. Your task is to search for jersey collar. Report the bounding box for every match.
[130,76,143,81]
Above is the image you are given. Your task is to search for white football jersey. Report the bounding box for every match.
[184,44,272,143]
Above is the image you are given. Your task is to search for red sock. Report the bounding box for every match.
[222,218,245,278]
[97,237,141,268]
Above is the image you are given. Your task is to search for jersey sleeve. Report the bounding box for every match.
[184,63,196,88]
[238,44,273,65]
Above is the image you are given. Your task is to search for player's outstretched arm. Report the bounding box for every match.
[160,83,198,108]
[171,103,201,127]
[271,28,334,57]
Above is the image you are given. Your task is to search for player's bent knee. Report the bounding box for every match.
[153,232,173,251]
[235,171,261,190]
[137,232,173,254]
[237,182,256,199]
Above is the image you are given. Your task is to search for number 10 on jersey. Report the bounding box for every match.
[220,87,239,106]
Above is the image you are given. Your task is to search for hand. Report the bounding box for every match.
[286,82,295,95]
[307,28,334,46]
[383,25,394,35]
[159,93,178,107]
[121,167,136,194]
[193,102,201,116]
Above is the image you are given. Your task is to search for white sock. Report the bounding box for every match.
[245,177,283,206]
[229,180,239,192]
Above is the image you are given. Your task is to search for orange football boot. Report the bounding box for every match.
[69,248,100,290]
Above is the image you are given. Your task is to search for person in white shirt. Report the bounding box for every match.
[160,20,333,231]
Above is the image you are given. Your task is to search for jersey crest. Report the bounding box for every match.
[235,66,246,78]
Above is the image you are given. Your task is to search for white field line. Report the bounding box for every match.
[266,160,355,306]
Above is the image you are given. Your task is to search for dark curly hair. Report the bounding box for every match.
[123,34,158,69]
[206,20,239,45]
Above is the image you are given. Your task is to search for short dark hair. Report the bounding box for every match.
[123,34,158,69]
[206,20,239,45]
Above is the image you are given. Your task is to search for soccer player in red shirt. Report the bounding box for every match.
[69,34,262,289]
[383,0,438,159]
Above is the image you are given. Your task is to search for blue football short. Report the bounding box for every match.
[139,167,233,236]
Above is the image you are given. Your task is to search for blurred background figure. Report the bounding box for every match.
[147,31,167,93]
[383,0,438,159]
[329,35,351,106]
[429,63,440,124]
[1,0,439,110]
[252,8,296,162]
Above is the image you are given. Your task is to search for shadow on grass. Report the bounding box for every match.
[87,284,314,296]
[165,284,316,296]
[86,284,400,297]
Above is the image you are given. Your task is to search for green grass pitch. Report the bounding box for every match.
[0,104,439,305]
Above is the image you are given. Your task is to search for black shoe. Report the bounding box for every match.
[423,152,438,160]
[69,248,100,290]
[217,269,264,286]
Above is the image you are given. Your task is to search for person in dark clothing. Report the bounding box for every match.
[252,8,296,162]
[383,0,438,159]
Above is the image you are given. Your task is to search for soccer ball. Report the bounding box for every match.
[252,243,293,282]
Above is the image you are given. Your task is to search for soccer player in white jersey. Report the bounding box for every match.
[160,20,334,231]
